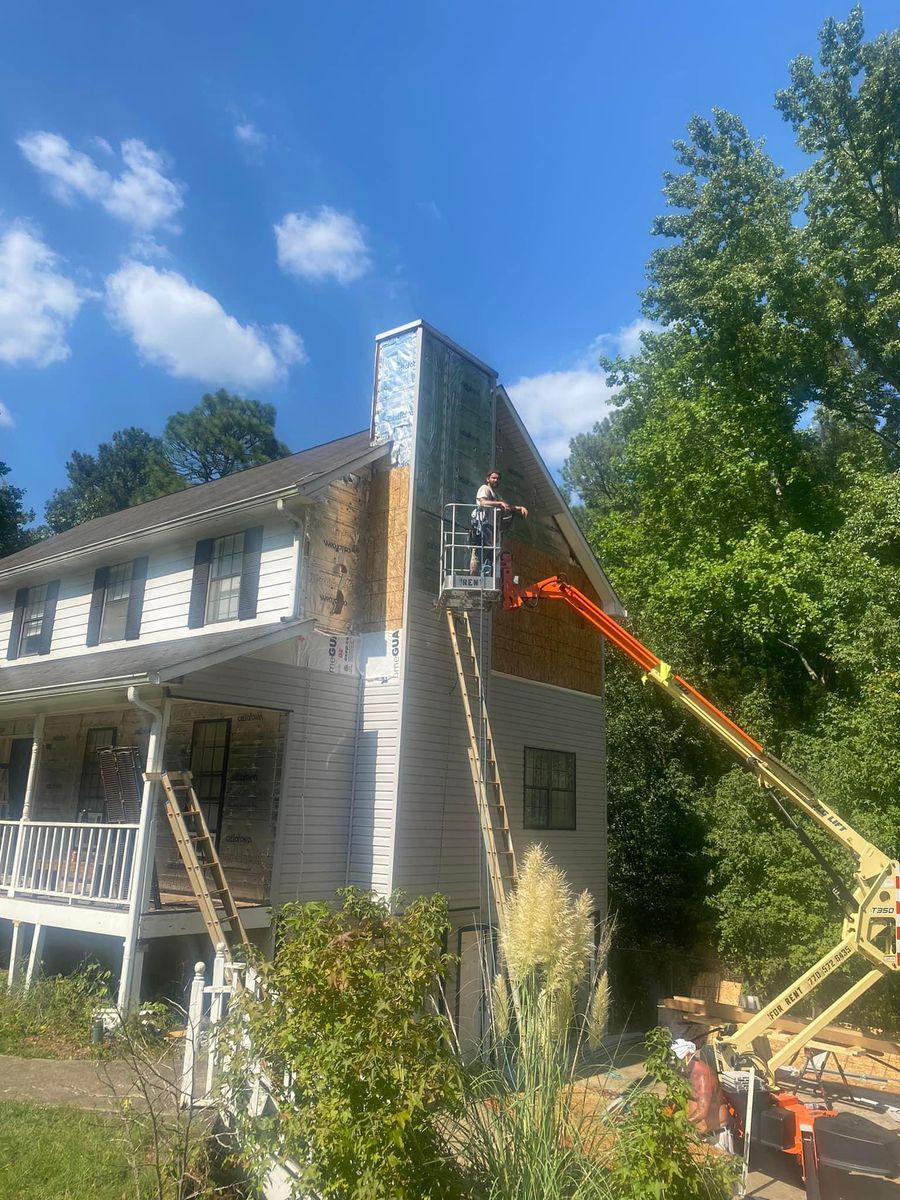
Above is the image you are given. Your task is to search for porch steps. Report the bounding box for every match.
[445,608,518,928]
[146,770,249,956]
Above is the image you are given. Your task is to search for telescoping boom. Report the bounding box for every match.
[501,563,899,1075]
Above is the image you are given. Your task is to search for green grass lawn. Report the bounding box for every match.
[0,1100,144,1200]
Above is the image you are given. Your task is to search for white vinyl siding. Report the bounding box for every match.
[347,675,400,895]
[0,519,296,666]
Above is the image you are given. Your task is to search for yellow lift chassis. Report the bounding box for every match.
[502,565,899,1077]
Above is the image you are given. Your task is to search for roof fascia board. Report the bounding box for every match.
[0,484,307,582]
[495,386,624,615]
[154,618,316,682]
[296,440,391,498]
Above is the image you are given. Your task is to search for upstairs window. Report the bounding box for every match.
[188,526,263,629]
[7,580,60,660]
[20,584,49,656]
[86,557,149,647]
[100,562,133,642]
[206,533,245,624]
[523,746,576,830]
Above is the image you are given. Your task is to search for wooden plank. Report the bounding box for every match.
[659,995,900,1057]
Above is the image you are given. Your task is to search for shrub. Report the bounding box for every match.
[226,889,465,1199]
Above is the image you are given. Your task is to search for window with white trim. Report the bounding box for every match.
[99,561,134,643]
[523,746,576,830]
[18,584,49,657]
[205,532,245,624]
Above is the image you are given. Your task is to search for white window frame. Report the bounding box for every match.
[205,532,245,624]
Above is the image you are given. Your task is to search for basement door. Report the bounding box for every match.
[189,718,232,847]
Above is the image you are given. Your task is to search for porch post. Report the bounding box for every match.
[7,713,45,901]
[20,712,45,822]
[7,921,25,990]
[118,694,170,1013]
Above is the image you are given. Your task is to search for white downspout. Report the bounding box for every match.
[118,686,170,1012]
[276,498,308,622]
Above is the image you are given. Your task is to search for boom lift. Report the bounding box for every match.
[499,559,900,1188]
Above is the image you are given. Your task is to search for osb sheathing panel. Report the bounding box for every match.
[492,536,603,696]
[360,466,410,632]
[302,473,370,633]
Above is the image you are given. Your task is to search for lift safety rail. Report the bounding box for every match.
[500,561,899,1077]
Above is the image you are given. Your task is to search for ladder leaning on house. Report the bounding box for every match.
[445,609,518,926]
[145,770,249,956]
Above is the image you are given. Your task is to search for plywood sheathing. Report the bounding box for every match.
[492,536,604,696]
[302,472,370,634]
[360,465,410,632]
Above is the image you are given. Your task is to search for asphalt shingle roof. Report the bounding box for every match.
[1,429,371,573]
[0,620,307,701]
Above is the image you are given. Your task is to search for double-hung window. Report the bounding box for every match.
[100,562,133,642]
[188,526,264,629]
[86,557,148,647]
[206,533,245,624]
[19,584,49,656]
[7,580,60,660]
[523,746,576,830]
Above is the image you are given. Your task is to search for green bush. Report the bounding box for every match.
[0,962,110,1056]
[226,889,465,1199]
[611,1029,738,1200]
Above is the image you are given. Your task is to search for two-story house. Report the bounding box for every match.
[0,320,620,1030]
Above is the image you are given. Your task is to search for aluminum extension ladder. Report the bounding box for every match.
[445,608,518,925]
[145,769,249,955]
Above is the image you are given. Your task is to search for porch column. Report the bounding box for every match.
[7,713,45,903]
[20,712,45,822]
[118,693,170,1012]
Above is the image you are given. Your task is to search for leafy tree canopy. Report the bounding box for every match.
[162,390,290,484]
[43,390,290,533]
[566,8,900,1010]
[0,462,35,557]
[44,428,181,534]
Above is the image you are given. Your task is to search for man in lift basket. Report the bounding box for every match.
[469,469,528,576]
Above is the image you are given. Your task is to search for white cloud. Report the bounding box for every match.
[506,319,656,469]
[105,261,303,387]
[234,121,266,152]
[0,402,13,427]
[18,132,184,232]
[275,207,371,283]
[0,224,85,367]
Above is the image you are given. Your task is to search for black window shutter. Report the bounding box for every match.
[238,526,264,621]
[188,539,214,629]
[124,556,149,641]
[6,588,28,661]
[37,580,60,655]
[86,566,110,647]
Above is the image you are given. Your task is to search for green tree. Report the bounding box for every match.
[162,390,289,483]
[567,8,900,1007]
[44,428,181,534]
[0,462,34,557]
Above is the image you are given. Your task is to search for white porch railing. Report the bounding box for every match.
[182,949,307,1200]
[0,820,138,906]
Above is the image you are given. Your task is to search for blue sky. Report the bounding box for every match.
[1,2,895,520]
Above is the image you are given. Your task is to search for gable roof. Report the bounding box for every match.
[0,430,378,579]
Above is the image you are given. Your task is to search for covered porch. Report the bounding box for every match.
[0,620,310,1006]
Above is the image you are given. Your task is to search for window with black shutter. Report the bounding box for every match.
[189,527,263,628]
[523,746,576,830]
[9,581,60,658]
